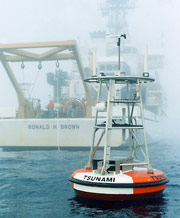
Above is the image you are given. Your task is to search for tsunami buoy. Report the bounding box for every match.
[70,48,169,201]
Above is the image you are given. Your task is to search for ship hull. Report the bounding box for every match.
[0,118,123,150]
[0,116,161,150]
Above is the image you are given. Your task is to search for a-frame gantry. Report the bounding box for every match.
[0,40,93,118]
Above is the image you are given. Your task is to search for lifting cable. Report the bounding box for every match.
[29,62,42,98]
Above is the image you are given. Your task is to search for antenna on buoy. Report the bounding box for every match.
[106,33,126,75]
[143,45,149,77]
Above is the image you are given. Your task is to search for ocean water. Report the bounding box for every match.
[0,140,179,218]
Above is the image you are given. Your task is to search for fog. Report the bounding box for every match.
[127,0,180,141]
[0,0,180,141]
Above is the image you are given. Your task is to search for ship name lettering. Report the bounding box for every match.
[60,124,80,129]
[83,175,115,182]
[28,124,50,130]
[28,124,80,130]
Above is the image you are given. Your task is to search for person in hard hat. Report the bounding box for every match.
[47,100,54,118]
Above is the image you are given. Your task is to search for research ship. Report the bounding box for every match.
[0,1,165,151]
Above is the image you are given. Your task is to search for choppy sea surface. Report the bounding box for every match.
[0,140,179,218]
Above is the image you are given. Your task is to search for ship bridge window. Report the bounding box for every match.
[107,64,112,71]
[99,65,105,71]
[113,64,118,70]
[123,47,137,54]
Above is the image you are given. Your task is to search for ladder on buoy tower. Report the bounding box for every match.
[85,75,155,175]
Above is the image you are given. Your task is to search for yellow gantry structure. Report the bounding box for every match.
[0,40,93,118]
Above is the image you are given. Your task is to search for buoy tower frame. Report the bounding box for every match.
[85,75,154,175]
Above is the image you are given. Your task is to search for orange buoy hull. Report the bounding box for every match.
[70,168,168,201]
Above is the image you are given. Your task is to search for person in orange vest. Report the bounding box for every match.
[47,100,54,118]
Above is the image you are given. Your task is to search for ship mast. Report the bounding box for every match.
[100,0,136,34]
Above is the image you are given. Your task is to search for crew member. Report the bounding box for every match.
[71,101,77,118]
[48,100,54,118]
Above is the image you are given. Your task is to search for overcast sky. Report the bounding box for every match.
[0,0,105,43]
[0,0,180,138]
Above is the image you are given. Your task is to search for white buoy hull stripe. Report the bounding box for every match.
[74,183,133,195]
